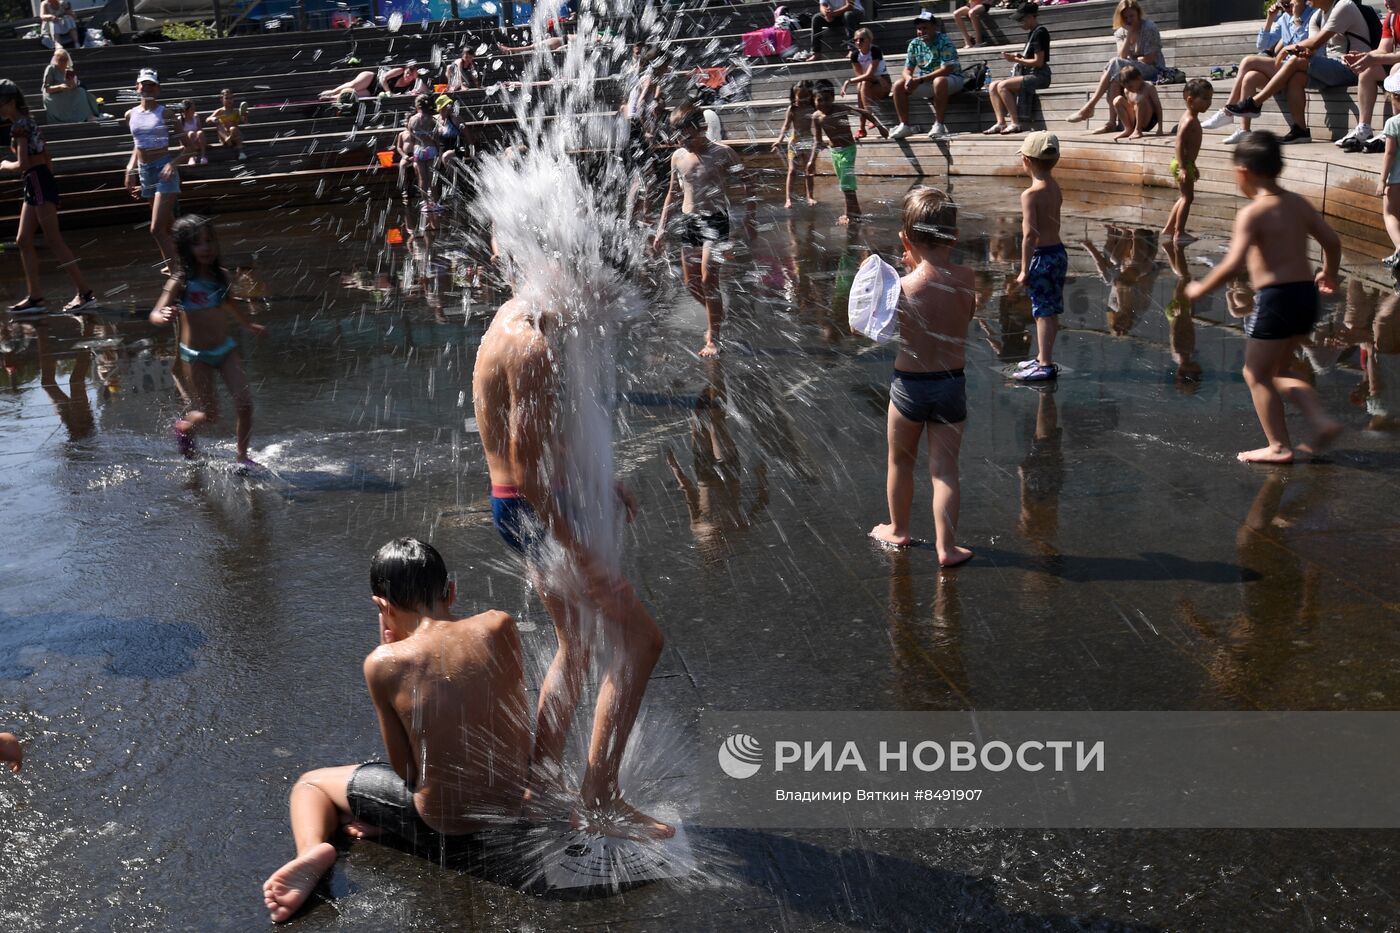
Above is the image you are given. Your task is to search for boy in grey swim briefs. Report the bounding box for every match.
[261,538,531,923]
[1185,131,1344,463]
[869,187,977,567]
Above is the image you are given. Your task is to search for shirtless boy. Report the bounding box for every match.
[808,78,888,224]
[869,187,977,567]
[1185,131,1344,463]
[1013,132,1066,382]
[472,298,672,840]
[1163,78,1211,242]
[653,104,755,357]
[261,538,530,923]
[205,89,247,161]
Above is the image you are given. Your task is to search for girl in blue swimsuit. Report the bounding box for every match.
[150,215,267,473]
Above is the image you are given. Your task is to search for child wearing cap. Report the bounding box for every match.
[1184,131,1344,463]
[1013,131,1065,382]
[1380,73,1400,267]
[808,78,888,224]
[1162,78,1212,243]
[868,187,976,567]
[0,77,95,314]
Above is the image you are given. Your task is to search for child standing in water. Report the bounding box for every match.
[262,539,530,923]
[808,78,888,225]
[0,78,94,314]
[653,104,755,357]
[771,80,817,209]
[1185,131,1344,463]
[1379,74,1400,268]
[149,214,266,473]
[1013,132,1066,382]
[869,187,976,567]
[1162,78,1211,243]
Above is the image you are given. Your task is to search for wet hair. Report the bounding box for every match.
[1119,65,1142,85]
[1233,131,1284,179]
[414,93,432,113]
[790,79,815,106]
[668,103,706,130]
[171,214,229,292]
[902,186,957,250]
[0,79,29,116]
[813,78,836,97]
[370,537,450,612]
[1112,0,1144,29]
[1183,78,1212,102]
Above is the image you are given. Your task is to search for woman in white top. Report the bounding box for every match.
[123,69,182,273]
[842,28,891,138]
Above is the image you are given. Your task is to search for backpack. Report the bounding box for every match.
[963,61,988,92]
[1347,2,1382,53]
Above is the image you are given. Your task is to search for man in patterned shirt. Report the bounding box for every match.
[890,12,966,140]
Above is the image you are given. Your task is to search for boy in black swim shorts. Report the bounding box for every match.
[653,104,755,357]
[1185,131,1344,463]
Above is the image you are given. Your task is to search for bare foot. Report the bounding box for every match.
[574,799,675,841]
[1091,123,1120,135]
[784,200,793,209]
[1298,419,1344,455]
[806,198,819,207]
[1068,105,1094,124]
[1126,131,1144,140]
[1237,445,1294,464]
[263,842,337,924]
[1113,129,1132,141]
[869,523,912,547]
[1174,232,1197,245]
[836,214,851,226]
[699,340,719,358]
[939,546,975,568]
[340,819,380,839]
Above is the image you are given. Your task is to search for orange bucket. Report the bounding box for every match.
[386,227,405,245]
[376,150,395,168]
[434,83,447,93]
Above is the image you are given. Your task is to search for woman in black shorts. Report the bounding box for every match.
[0,79,93,315]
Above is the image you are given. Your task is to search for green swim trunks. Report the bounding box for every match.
[1170,157,1198,185]
[830,144,858,193]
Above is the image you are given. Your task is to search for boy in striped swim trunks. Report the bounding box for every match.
[809,78,887,224]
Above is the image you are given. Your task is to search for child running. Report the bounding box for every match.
[1162,78,1211,243]
[770,80,817,208]
[177,98,206,165]
[149,214,267,473]
[262,538,530,923]
[1380,74,1400,268]
[0,78,94,315]
[653,104,755,357]
[205,89,248,162]
[1013,132,1066,382]
[1184,131,1344,463]
[869,187,976,567]
[807,78,888,225]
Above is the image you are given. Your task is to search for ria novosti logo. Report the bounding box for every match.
[718,733,763,779]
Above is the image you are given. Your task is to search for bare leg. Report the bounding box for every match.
[839,190,861,225]
[871,401,922,546]
[987,81,1007,128]
[954,7,974,46]
[150,191,178,273]
[1274,338,1343,452]
[699,241,723,356]
[784,158,796,208]
[970,6,986,45]
[181,360,219,439]
[1112,94,1135,140]
[1385,187,1400,249]
[527,582,592,813]
[928,421,972,566]
[220,352,254,460]
[262,765,356,923]
[1069,67,1114,122]
[14,202,42,301]
[1239,337,1297,462]
[1359,65,1384,126]
[34,202,90,296]
[933,76,950,124]
[1035,315,1058,366]
[804,162,816,205]
[893,81,911,125]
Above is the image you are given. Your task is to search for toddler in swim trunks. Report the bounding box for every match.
[1184,131,1344,463]
[1013,132,1066,382]
[867,187,976,567]
[1163,78,1211,244]
[808,79,887,225]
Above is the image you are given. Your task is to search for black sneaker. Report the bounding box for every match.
[1280,126,1312,145]
[1340,135,1364,153]
[1364,136,1386,154]
[1225,98,1262,117]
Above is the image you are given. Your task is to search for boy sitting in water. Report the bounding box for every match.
[0,731,20,773]
[1185,131,1344,463]
[262,538,530,924]
[807,78,888,225]
[869,187,976,567]
[1162,79,1211,243]
[653,104,755,357]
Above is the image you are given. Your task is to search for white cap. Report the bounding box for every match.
[1385,72,1400,94]
[848,254,901,344]
[916,10,935,21]
[136,68,159,85]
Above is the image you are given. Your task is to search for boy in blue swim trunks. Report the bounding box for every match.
[150,215,266,472]
[1013,131,1066,382]
[472,295,672,841]
[262,538,530,923]
[1185,131,1344,463]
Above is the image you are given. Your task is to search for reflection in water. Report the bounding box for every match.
[1082,225,1161,336]
[1162,240,1201,392]
[36,323,94,442]
[884,550,970,709]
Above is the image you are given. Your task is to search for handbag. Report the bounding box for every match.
[963,62,988,92]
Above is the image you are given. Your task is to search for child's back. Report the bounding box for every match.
[366,609,530,832]
[1238,187,1323,287]
[1022,173,1062,248]
[896,259,976,374]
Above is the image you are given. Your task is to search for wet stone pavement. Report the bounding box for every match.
[3,179,1400,930]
